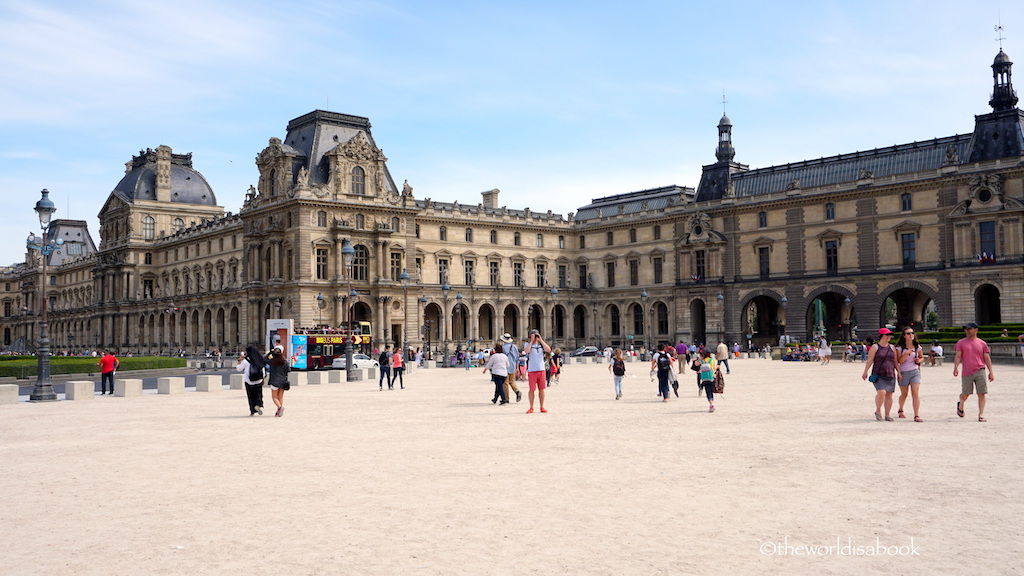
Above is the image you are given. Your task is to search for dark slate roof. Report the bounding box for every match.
[731,135,972,198]
[575,186,694,220]
[282,110,398,194]
[113,149,217,206]
[46,219,97,267]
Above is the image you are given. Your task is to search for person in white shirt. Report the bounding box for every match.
[928,340,944,366]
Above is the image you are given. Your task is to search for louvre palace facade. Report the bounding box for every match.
[2,49,1023,355]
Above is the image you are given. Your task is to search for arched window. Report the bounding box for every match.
[172,218,184,234]
[142,216,155,240]
[610,305,621,336]
[351,166,365,195]
[353,245,369,280]
[439,226,447,241]
[465,228,473,242]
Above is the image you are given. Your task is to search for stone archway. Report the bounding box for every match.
[740,292,784,348]
[690,299,707,345]
[879,280,937,333]
[975,284,1001,325]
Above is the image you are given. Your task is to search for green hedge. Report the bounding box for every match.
[0,356,186,379]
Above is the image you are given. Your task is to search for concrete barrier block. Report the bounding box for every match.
[195,375,220,392]
[115,378,143,397]
[592,357,605,364]
[291,372,307,386]
[934,357,944,367]
[349,368,365,382]
[0,384,18,404]
[426,360,437,369]
[66,380,95,400]
[229,374,245,390]
[327,370,343,384]
[157,377,185,394]
[367,366,378,381]
[307,371,326,385]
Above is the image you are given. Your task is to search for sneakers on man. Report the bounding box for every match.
[255,406,263,415]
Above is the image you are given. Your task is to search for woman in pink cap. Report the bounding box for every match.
[862,328,899,421]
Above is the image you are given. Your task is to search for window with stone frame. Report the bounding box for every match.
[440,226,447,241]
[315,248,329,280]
[317,211,327,227]
[351,166,365,195]
[694,250,706,280]
[173,218,184,233]
[353,245,369,280]
[464,260,475,285]
[465,228,473,242]
[438,258,449,284]
[901,233,916,269]
[629,260,639,286]
[610,305,621,336]
[607,231,614,246]
[606,261,616,288]
[578,264,588,289]
[979,221,996,256]
[653,257,663,284]
[657,303,668,334]
[390,252,403,281]
[580,235,586,249]
[490,230,497,244]
[558,264,567,288]
[900,193,913,212]
[489,261,499,286]
[536,263,546,287]
[514,232,521,246]
[629,228,637,243]
[825,203,835,221]
[759,247,770,279]
[144,252,152,265]
[653,225,661,240]
[558,235,565,249]
[513,262,524,287]
[537,234,544,247]
[143,216,155,240]
[758,211,767,228]
[825,240,839,275]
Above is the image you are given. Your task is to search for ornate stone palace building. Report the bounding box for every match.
[3,49,1023,354]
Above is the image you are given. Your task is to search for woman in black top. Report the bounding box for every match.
[268,348,290,417]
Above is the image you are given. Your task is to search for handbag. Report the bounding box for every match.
[868,374,879,383]
[713,370,725,394]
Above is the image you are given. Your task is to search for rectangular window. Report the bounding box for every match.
[143,279,153,298]
[606,231,614,246]
[315,248,329,280]
[979,221,996,256]
[653,258,663,284]
[825,240,838,275]
[758,212,767,228]
[653,225,661,240]
[390,252,403,281]
[465,260,475,285]
[536,263,546,287]
[629,229,637,243]
[901,193,913,212]
[758,247,770,279]
[901,233,916,268]
[537,234,544,247]
[513,262,524,287]
[606,261,615,288]
[286,250,293,281]
[825,203,835,220]
[629,260,639,286]
[695,250,706,280]
[144,252,152,265]
[558,235,565,249]
[489,261,499,286]
[438,259,449,284]
[578,264,588,289]
[558,265,567,288]
[580,235,586,249]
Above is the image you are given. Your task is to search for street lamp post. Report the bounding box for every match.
[400,268,410,351]
[418,295,428,361]
[27,189,64,402]
[716,293,724,342]
[441,282,451,367]
[780,295,788,345]
[548,286,558,346]
[342,239,356,381]
[640,288,649,356]
[456,291,464,365]
[316,292,324,327]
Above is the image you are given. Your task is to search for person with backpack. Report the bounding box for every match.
[500,333,522,402]
[379,345,393,390]
[650,343,674,402]
[609,348,627,400]
[267,347,290,417]
[698,350,717,412]
[236,345,266,416]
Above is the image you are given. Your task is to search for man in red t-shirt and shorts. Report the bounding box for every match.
[98,350,119,395]
[953,322,994,421]
[523,329,551,414]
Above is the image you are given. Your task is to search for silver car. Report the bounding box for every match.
[331,354,380,370]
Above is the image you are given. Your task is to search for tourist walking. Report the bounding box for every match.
[818,337,832,365]
[550,347,563,384]
[953,322,995,422]
[523,329,551,413]
[267,348,290,417]
[391,348,405,389]
[715,340,731,374]
[379,345,392,390]
[500,333,522,402]
[98,349,119,395]
[609,348,627,399]
[862,328,898,421]
[675,340,688,372]
[651,344,673,402]
[895,327,924,421]
[697,350,717,412]
[237,345,266,416]
[482,343,510,404]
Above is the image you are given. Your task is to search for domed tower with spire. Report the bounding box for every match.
[966,47,1024,163]
[696,111,748,202]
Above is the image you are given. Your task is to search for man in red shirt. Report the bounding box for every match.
[98,350,119,395]
[953,323,994,422]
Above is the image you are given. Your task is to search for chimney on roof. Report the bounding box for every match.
[155,145,172,202]
[481,188,499,209]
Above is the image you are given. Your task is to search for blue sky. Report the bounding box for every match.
[1,0,1021,266]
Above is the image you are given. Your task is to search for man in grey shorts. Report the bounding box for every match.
[953,322,995,422]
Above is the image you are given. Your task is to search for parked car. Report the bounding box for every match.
[332,354,380,370]
[569,346,599,357]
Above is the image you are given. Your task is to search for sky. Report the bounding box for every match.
[1,0,1021,266]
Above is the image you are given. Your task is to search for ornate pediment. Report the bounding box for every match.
[334,132,386,163]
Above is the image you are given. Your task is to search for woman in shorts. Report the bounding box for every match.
[895,327,924,422]
[267,348,290,417]
[862,328,898,421]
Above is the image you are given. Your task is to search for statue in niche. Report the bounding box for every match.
[440,265,449,285]
[297,166,309,185]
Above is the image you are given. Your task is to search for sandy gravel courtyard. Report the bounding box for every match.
[2,356,1021,575]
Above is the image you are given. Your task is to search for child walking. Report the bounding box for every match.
[609,348,627,399]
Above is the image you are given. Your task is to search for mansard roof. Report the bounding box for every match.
[575,185,694,221]
[113,148,217,206]
[731,135,972,198]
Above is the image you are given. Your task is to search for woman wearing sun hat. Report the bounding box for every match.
[862,328,899,421]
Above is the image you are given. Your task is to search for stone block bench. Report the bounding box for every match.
[0,384,18,404]
[157,377,185,394]
[195,375,221,392]
[115,378,143,397]
[65,380,95,400]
